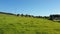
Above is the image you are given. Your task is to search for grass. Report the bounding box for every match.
[0,14,60,34]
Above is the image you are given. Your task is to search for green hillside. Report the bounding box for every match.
[0,14,60,34]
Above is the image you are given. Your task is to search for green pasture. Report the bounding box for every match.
[0,14,60,34]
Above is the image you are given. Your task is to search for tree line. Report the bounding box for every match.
[0,12,49,19]
[17,14,49,19]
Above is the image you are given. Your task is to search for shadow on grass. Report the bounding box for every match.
[35,31,48,34]
[42,32,48,34]
[36,31,41,34]
[54,29,60,31]
[0,28,4,34]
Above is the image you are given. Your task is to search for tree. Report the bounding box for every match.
[17,14,20,16]
[21,14,24,16]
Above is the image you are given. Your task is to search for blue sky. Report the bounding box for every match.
[0,0,60,16]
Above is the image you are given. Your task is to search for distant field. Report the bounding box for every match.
[0,14,60,34]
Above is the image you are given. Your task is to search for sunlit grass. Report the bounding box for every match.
[0,14,60,34]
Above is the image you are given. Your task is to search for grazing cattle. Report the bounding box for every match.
[50,14,60,21]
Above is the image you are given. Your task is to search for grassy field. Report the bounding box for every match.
[0,14,60,34]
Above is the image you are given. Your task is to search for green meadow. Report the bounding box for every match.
[0,14,60,34]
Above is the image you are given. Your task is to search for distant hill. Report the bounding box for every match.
[0,13,60,34]
[0,12,16,16]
